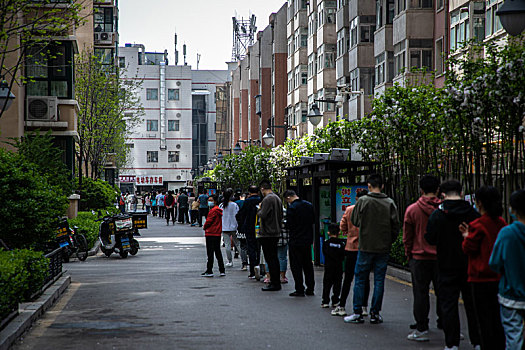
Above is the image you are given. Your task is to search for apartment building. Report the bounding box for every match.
[287,0,309,137]
[228,5,288,149]
[0,1,109,179]
[118,44,232,192]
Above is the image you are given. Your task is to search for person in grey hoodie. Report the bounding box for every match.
[344,174,399,325]
[257,180,283,292]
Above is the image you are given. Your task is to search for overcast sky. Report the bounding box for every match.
[119,0,288,70]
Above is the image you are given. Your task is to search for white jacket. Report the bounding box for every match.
[220,201,239,232]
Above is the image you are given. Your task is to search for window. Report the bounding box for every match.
[308,53,317,78]
[146,88,158,100]
[94,48,114,65]
[410,0,432,8]
[350,17,358,47]
[486,0,503,37]
[26,42,74,98]
[436,0,444,10]
[375,53,386,85]
[168,151,180,163]
[435,37,444,75]
[168,88,180,101]
[396,0,406,15]
[394,40,406,76]
[350,68,359,91]
[119,57,125,68]
[147,151,158,163]
[147,120,158,131]
[337,29,348,57]
[409,49,432,70]
[168,120,180,131]
[308,12,318,36]
[288,71,294,92]
[361,23,375,43]
[288,36,295,57]
[94,6,114,32]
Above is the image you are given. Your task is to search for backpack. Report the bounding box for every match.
[165,194,174,207]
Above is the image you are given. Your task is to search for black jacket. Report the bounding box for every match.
[425,200,480,273]
[236,195,261,235]
[322,237,345,268]
[178,193,189,208]
[286,199,315,246]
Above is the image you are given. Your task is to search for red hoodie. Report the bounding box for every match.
[462,214,506,283]
[403,196,441,260]
[204,206,223,237]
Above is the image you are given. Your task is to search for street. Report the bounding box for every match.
[13,217,470,350]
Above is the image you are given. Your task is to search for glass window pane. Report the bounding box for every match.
[51,81,68,97]
[27,81,48,96]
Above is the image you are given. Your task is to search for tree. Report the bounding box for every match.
[0,0,84,117]
[75,50,143,183]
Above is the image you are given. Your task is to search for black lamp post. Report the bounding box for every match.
[496,0,525,36]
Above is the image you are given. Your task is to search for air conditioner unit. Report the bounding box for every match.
[26,96,58,121]
[313,153,330,162]
[94,32,113,44]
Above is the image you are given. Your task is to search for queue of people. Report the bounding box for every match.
[196,174,524,350]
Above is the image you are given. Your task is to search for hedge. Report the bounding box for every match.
[77,177,119,211]
[0,250,49,320]
[68,208,119,248]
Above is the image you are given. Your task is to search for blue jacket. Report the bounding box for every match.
[489,221,525,305]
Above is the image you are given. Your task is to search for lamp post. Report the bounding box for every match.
[0,79,15,114]
[496,0,525,36]
[262,118,294,146]
[307,103,323,126]
[308,88,365,125]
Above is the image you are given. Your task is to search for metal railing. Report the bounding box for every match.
[43,248,63,286]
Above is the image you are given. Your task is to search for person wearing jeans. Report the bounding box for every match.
[344,174,400,324]
[220,188,240,267]
[257,180,283,292]
[236,186,261,279]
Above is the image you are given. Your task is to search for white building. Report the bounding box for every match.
[118,44,232,193]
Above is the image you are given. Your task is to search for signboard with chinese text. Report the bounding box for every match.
[335,185,368,222]
[119,175,135,183]
[135,175,163,186]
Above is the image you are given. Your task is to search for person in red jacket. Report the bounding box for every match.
[201,194,225,277]
[460,186,506,350]
[403,175,442,342]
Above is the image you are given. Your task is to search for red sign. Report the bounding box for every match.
[135,175,163,185]
[119,175,135,183]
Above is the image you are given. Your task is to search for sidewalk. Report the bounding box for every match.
[13,216,471,350]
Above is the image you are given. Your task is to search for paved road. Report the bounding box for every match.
[14,216,472,350]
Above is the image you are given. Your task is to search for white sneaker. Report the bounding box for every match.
[331,306,347,316]
[321,303,330,308]
[407,330,429,342]
[444,347,458,350]
[343,313,364,324]
[225,262,233,267]
[473,346,481,350]
[362,307,368,316]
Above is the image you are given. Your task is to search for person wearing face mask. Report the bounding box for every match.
[257,180,283,292]
[201,194,225,277]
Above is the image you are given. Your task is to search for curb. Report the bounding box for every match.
[0,275,71,350]
[88,240,100,256]
[387,265,412,284]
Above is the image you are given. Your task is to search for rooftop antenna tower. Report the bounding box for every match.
[174,32,179,65]
[197,53,201,70]
[183,43,187,65]
[231,13,256,61]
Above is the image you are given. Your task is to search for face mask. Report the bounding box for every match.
[208,201,214,208]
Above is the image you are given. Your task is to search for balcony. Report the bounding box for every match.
[393,9,434,45]
[374,24,393,57]
[348,44,375,71]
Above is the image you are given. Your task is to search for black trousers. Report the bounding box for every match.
[340,250,370,308]
[178,207,189,223]
[159,206,165,218]
[322,264,343,305]
[246,233,260,276]
[410,259,442,332]
[198,208,209,227]
[470,281,505,350]
[259,237,281,287]
[165,207,175,223]
[205,236,225,274]
[190,210,198,224]
[289,244,315,294]
[438,272,480,348]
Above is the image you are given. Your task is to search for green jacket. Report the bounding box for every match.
[351,192,400,254]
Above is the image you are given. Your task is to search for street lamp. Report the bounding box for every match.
[496,0,525,36]
[233,142,242,155]
[198,165,204,174]
[262,128,274,146]
[307,103,322,126]
[190,169,195,178]
[0,79,15,114]
[216,151,224,162]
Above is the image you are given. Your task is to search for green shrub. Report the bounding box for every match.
[0,249,49,319]
[389,232,408,267]
[68,211,100,248]
[0,149,69,250]
[77,177,118,211]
